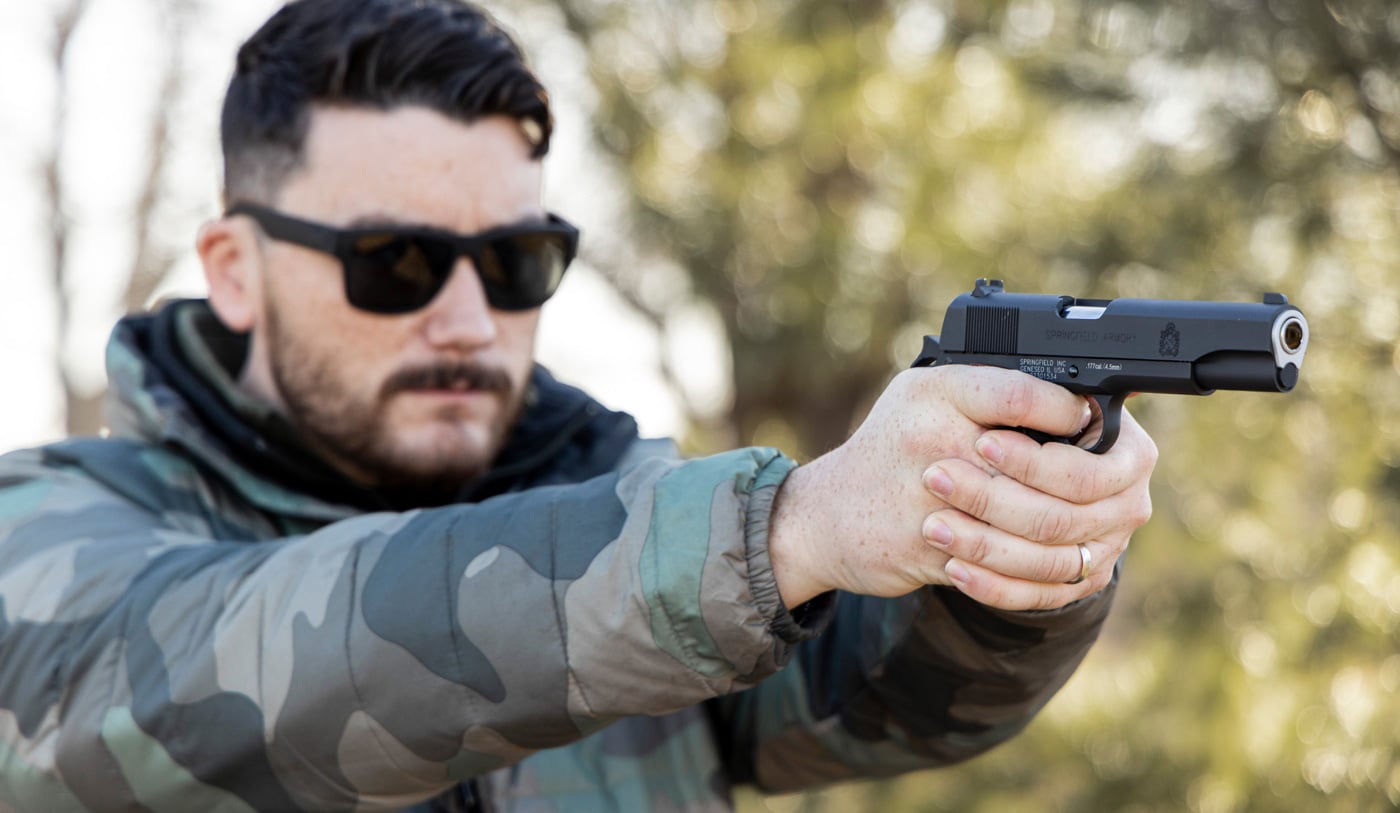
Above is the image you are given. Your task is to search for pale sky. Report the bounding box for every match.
[0,0,722,453]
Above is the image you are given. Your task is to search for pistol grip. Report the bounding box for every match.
[1016,393,1126,454]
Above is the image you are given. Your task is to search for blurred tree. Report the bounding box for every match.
[119,0,199,315]
[510,0,1400,809]
[38,0,196,435]
[40,0,97,434]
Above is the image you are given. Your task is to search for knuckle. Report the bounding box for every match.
[1031,504,1074,544]
[976,581,1009,608]
[944,464,991,517]
[965,484,992,520]
[1132,491,1155,528]
[1029,549,1066,584]
[964,526,993,563]
[1004,377,1039,426]
[1066,465,1101,504]
[897,422,925,460]
[1004,441,1040,485]
[1085,572,1113,598]
[1135,427,1160,472]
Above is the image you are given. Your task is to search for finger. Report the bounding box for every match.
[938,366,1093,438]
[972,408,1155,505]
[924,458,1153,545]
[1076,395,1106,449]
[923,509,1107,585]
[943,556,1112,611]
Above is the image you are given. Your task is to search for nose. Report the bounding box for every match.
[420,258,498,350]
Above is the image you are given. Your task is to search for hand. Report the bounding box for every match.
[767,365,1095,607]
[920,405,1157,611]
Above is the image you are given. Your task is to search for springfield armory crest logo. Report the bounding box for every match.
[1159,322,1181,357]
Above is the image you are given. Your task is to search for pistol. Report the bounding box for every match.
[912,278,1310,453]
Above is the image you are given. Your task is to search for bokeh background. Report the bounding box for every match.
[2,0,1398,810]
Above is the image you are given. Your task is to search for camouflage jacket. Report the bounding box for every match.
[0,300,1115,812]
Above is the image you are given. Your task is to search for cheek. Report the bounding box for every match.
[264,254,402,385]
[497,312,541,377]
[262,244,348,314]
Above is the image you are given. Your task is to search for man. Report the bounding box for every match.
[0,0,1156,810]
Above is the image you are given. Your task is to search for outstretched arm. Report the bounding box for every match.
[0,446,817,811]
[713,364,1156,791]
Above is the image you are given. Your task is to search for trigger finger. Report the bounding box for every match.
[945,367,1092,437]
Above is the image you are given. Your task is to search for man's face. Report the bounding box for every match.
[245,106,546,490]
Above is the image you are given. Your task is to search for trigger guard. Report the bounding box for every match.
[1079,394,1127,455]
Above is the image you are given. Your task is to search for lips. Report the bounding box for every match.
[420,367,490,393]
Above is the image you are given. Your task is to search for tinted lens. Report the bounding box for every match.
[478,232,570,311]
[343,233,456,314]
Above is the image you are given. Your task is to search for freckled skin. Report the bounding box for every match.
[770,364,1156,610]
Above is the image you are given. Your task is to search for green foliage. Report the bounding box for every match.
[526,0,1400,808]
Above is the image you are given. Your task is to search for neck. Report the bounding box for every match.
[238,330,287,416]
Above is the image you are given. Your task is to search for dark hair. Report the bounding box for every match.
[221,0,552,205]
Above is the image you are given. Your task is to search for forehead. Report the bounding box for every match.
[279,105,544,230]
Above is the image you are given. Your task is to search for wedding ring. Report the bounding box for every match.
[1068,544,1093,585]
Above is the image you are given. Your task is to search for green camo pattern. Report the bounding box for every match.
[0,304,1116,811]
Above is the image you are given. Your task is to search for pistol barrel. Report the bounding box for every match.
[1193,351,1298,392]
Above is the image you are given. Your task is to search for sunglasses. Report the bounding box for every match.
[226,202,579,314]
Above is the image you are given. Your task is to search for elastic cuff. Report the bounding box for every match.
[743,454,837,646]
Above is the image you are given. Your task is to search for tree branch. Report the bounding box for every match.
[122,0,197,313]
[43,0,92,434]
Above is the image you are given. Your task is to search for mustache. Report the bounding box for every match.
[382,360,513,397]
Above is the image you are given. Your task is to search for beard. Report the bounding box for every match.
[263,300,525,493]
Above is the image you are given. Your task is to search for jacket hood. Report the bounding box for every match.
[102,299,643,521]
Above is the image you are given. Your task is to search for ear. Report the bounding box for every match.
[197,216,261,333]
